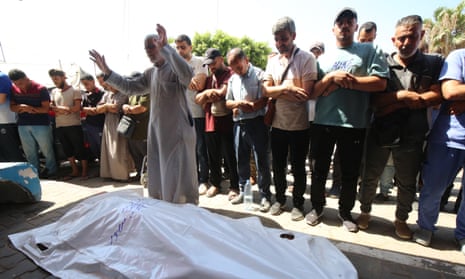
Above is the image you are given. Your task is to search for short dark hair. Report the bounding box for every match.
[8,69,26,81]
[360,21,377,33]
[175,34,192,46]
[80,73,94,81]
[227,47,246,61]
[396,15,423,28]
[48,68,65,77]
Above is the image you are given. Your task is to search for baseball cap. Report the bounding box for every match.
[309,41,325,53]
[334,7,357,24]
[203,48,222,66]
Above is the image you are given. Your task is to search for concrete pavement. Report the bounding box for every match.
[1,173,464,278]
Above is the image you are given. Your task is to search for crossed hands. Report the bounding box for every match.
[322,70,356,96]
[283,85,308,102]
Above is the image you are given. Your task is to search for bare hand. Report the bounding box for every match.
[89,49,111,75]
[155,24,167,48]
[285,85,308,102]
[322,83,340,97]
[399,90,425,109]
[189,73,207,91]
[238,101,254,113]
[331,70,356,89]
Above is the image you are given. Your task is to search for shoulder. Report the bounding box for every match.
[190,56,204,66]
[446,49,465,61]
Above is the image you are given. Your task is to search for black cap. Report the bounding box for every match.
[334,7,357,24]
[203,48,222,66]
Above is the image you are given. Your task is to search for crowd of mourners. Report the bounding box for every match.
[1,8,464,255]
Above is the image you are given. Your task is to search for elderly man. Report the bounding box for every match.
[357,15,444,239]
[89,24,198,204]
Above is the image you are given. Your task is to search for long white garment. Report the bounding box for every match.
[106,45,198,204]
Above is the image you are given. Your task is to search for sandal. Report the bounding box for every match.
[228,190,239,201]
[206,186,219,198]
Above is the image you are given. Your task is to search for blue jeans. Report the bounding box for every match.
[234,117,271,200]
[18,125,57,174]
[271,127,310,210]
[418,143,465,240]
[194,118,209,184]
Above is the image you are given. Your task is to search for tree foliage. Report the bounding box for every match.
[424,0,465,56]
[191,30,272,70]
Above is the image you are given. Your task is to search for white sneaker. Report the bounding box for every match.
[290,208,304,221]
[259,198,271,212]
[270,202,284,215]
[198,183,208,195]
[305,209,323,226]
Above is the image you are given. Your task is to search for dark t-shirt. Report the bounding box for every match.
[204,67,233,132]
[11,80,50,126]
[378,51,444,145]
[82,88,105,127]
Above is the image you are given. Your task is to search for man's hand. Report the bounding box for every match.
[155,24,167,48]
[283,85,308,102]
[237,100,254,113]
[322,83,340,96]
[17,104,34,113]
[189,73,207,91]
[330,70,356,89]
[398,90,425,109]
[89,49,111,75]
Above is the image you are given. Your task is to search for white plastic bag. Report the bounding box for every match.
[9,190,357,279]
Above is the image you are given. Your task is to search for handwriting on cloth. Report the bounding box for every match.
[110,199,148,245]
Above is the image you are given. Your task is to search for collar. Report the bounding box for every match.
[389,50,422,69]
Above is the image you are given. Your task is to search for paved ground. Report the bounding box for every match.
[1,166,464,278]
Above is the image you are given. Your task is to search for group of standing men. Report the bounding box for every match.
[1,6,456,255]
[87,8,465,255]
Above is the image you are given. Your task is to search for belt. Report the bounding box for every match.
[236,116,263,125]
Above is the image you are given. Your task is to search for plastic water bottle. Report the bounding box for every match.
[243,180,253,210]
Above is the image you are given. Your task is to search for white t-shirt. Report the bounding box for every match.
[264,47,317,131]
[51,86,82,127]
[186,56,208,118]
